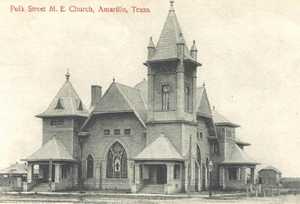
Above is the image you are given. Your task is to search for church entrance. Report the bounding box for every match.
[144,165,167,185]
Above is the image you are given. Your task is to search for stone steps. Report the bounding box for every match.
[139,184,164,194]
[31,183,50,192]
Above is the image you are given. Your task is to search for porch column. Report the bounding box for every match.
[73,164,78,186]
[27,163,33,183]
[222,166,226,189]
[250,167,255,184]
[129,161,135,186]
[135,163,140,185]
[48,160,53,183]
[54,163,61,183]
[167,163,174,184]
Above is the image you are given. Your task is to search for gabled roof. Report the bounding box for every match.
[147,4,195,63]
[212,110,240,127]
[37,73,88,118]
[23,136,75,162]
[134,134,184,161]
[258,166,281,174]
[92,82,146,127]
[0,163,26,175]
[221,144,258,165]
[196,86,212,118]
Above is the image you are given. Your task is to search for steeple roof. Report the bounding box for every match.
[147,2,195,62]
[36,72,88,118]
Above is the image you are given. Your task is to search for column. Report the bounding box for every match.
[176,69,184,119]
[135,163,140,185]
[166,163,174,194]
[54,163,61,183]
[192,69,197,121]
[147,67,154,121]
[48,160,53,183]
[27,163,33,183]
[250,167,255,184]
[222,167,226,189]
[73,164,78,186]
[184,162,189,192]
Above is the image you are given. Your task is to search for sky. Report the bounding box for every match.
[0,0,300,177]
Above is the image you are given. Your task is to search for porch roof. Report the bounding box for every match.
[134,134,184,161]
[221,144,258,165]
[23,136,76,162]
[0,163,26,175]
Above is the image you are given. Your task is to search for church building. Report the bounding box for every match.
[23,1,258,194]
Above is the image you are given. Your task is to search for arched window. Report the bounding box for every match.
[185,86,190,112]
[106,142,127,178]
[161,84,170,111]
[197,145,201,165]
[87,155,94,178]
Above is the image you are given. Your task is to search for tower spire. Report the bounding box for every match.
[65,69,70,81]
[169,0,175,12]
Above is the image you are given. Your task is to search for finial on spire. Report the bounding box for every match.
[169,0,175,12]
[113,77,115,83]
[65,69,70,81]
[147,36,155,48]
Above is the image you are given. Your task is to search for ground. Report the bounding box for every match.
[0,194,300,204]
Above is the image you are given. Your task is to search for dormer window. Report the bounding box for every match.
[78,100,83,111]
[162,84,170,111]
[55,98,64,110]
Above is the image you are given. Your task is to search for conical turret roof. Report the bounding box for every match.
[37,72,88,118]
[147,2,195,62]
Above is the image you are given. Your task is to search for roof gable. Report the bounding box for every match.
[134,134,183,161]
[196,87,212,118]
[92,82,146,127]
[222,144,258,165]
[37,79,88,118]
[24,136,75,162]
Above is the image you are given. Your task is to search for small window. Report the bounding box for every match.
[228,168,238,180]
[87,155,94,178]
[114,129,120,135]
[78,100,83,111]
[161,84,170,111]
[50,119,64,126]
[174,164,180,179]
[211,142,219,154]
[104,129,110,135]
[55,98,64,109]
[124,129,131,135]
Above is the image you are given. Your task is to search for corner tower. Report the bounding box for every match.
[145,1,201,123]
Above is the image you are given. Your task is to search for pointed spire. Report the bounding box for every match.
[190,40,198,60]
[147,37,155,48]
[177,32,185,45]
[169,0,175,12]
[65,69,70,81]
[147,36,155,59]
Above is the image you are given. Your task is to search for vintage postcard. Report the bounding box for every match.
[0,0,299,203]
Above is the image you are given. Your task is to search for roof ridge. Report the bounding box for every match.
[115,83,146,128]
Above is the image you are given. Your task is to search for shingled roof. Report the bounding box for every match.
[134,134,184,161]
[147,2,195,63]
[212,110,240,127]
[0,163,26,175]
[221,144,258,165]
[92,82,147,127]
[23,136,75,162]
[37,72,88,118]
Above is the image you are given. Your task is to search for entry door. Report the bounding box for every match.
[157,165,167,184]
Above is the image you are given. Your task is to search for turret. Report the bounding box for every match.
[147,37,155,60]
[190,40,198,61]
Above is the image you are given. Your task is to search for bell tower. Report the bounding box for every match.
[145,1,201,124]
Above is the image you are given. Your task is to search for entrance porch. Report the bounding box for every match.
[131,162,183,194]
[26,161,78,192]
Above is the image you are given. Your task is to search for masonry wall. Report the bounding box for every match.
[42,118,74,155]
[82,113,146,190]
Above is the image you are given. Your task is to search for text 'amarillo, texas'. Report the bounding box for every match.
[10,5,151,14]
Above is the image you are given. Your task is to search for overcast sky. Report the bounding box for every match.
[0,0,300,177]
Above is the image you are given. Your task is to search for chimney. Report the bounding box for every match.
[91,85,102,107]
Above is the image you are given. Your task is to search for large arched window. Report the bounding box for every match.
[106,142,127,178]
[87,154,94,178]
